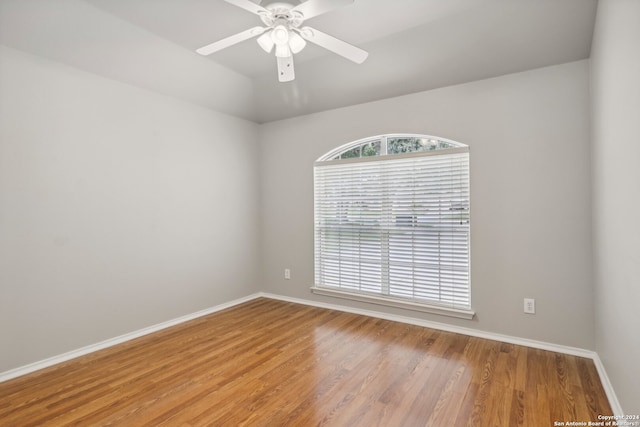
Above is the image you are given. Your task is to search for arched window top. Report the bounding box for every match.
[318,134,468,162]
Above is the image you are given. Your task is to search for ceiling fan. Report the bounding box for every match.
[196,0,368,82]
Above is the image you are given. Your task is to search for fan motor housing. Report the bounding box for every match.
[261,2,303,27]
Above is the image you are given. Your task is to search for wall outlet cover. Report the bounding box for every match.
[524,298,535,314]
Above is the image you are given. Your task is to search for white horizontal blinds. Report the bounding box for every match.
[314,161,385,294]
[387,152,470,308]
[314,149,470,309]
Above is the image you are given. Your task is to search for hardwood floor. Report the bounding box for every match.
[0,298,612,426]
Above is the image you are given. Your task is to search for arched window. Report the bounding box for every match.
[312,134,473,319]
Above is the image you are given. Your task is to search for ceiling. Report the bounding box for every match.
[0,0,598,123]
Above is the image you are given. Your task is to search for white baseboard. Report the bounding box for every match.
[0,291,624,415]
[259,292,624,415]
[591,353,625,416]
[0,293,261,383]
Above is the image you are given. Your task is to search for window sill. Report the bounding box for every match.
[310,286,475,320]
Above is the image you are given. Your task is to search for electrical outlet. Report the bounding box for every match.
[284,268,291,280]
[524,298,535,314]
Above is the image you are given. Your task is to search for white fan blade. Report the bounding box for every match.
[277,56,295,82]
[224,0,270,16]
[298,26,368,64]
[291,0,353,20]
[196,26,265,56]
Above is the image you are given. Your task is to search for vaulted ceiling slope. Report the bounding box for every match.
[0,0,597,123]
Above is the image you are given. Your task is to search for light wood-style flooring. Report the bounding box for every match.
[0,298,612,426]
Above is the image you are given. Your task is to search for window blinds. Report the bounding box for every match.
[314,148,470,309]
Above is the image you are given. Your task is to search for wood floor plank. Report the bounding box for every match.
[0,298,613,426]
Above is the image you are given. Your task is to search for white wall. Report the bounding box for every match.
[0,47,261,372]
[259,60,594,349]
[591,0,640,414]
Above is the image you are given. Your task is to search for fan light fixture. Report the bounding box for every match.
[271,25,289,45]
[288,32,306,53]
[257,24,306,57]
[275,44,292,58]
[257,32,274,53]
